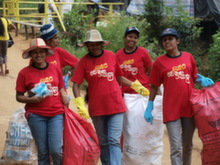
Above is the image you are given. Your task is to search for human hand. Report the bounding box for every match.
[130,80,150,96]
[144,101,154,124]
[73,97,90,119]
[196,73,214,87]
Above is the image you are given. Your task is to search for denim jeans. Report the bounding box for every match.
[166,117,195,165]
[92,113,124,165]
[27,113,64,165]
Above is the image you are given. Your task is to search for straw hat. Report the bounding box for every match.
[22,38,54,59]
[78,29,110,47]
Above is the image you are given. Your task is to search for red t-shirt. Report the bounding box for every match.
[46,47,78,70]
[115,46,152,93]
[16,63,65,117]
[71,50,127,116]
[149,52,198,123]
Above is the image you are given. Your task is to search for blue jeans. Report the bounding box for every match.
[27,113,64,165]
[92,113,124,165]
[166,117,195,165]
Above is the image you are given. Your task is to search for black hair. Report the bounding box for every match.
[0,18,5,36]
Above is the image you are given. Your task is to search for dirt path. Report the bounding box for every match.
[0,34,203,164]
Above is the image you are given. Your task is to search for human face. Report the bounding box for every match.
[46,34,59,48]
[86,42,102,56]
[162,36,180,52]
[30,48,47,67]
[124,32,138,49]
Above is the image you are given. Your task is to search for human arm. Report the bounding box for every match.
[60,88,69,107]
[195,73,214,87]
[16,91,43,104]
[72,82,90,119]
[117,76,150,96]
[9,23,16,30]
[144,84,158,124]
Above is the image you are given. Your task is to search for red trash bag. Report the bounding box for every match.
[63,108,100,165]
[190,82,220,165]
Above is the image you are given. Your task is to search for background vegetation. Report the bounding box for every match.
[58,0,216,81]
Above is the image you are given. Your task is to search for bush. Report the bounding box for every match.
[207,30,220,82]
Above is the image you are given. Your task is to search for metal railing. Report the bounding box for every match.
[2,0,124,31]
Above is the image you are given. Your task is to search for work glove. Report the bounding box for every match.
[196,73,214,87]
[144,101,154,125]
[73,97,90,120]
[30,83,52,98]
[130,80,150,96]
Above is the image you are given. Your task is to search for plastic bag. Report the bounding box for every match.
[122,94,164,165]
[30,82,52,98]
[190,82,220,165]
[1,107,38,165]
[63,108,100,165]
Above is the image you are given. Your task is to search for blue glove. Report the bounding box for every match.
[144,101,154,125]
[196,73,214,87]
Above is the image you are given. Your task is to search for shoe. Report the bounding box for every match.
[5,69,9,74]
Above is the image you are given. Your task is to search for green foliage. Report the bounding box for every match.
[140,0,203,59]
[207,30,220,82]
[164,3,202,51]
[142,0,165,42]
[58,3,93,48]
[95,15,149,53]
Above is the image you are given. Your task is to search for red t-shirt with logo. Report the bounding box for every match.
[149,52,198,123]
[16,63,65,117]
[71,50,127,116]
[116,46,152,93]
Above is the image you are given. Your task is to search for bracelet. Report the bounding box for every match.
[61,92,67,96]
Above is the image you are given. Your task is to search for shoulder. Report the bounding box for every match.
[115,48,124,55]
[53,47,64,52]
[104,50,114,55]
[18,66,32,75]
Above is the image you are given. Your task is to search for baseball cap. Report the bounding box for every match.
[124,26,140,36]
[161,28,179,38]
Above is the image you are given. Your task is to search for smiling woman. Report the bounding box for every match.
[15,38,70,165]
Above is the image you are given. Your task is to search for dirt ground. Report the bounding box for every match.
[0,34,203,164]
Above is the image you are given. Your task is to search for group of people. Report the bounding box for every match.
[14,22,214,165]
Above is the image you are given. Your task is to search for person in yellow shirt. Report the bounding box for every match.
[0,17,16,75]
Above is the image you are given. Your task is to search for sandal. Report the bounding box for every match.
[5,69,9,75]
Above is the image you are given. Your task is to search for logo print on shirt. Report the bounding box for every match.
[50,60,57,65]
[120,59,138,75]
[90,63,114,81]
[167,64,190,84]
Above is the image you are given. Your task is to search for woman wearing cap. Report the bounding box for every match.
[16,38,69,165]
[115,26,164,165]
[144,28,214,165]
[71,29,150,165]
[39,24,78,89]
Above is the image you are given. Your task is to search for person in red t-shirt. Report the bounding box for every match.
[71,29,150,165]
[116,26,164,165]
[16,38,69,165]
[144,28,214,165]
[38,24,79,91]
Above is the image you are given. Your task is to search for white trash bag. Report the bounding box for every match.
[1,107,37,165]
[122,94,164,165]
